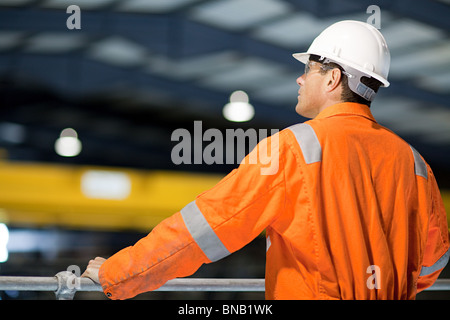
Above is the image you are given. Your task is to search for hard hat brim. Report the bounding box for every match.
[292,52,309,65]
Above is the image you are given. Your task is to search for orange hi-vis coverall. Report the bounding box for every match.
[99,102,449,300]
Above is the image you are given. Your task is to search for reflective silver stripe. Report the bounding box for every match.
[410,145,428,179]
[266,236,271,252]
[420,248,450,276]
[180,201,230,262]
[288,123,322,164]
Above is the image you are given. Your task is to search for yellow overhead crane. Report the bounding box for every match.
[0,159,449,232]
[0,160,223,231]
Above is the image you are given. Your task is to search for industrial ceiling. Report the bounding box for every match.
[0,0,449,183]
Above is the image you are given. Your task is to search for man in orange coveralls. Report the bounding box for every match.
[82,20,449,300]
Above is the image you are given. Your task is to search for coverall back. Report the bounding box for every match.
[99,102,449,300]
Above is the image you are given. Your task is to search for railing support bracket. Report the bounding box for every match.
[54,271,79,300]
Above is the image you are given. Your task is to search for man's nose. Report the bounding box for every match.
[297,74,305,86]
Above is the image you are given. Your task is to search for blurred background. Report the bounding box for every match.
[0,0,449,300]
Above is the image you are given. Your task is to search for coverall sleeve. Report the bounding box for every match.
[98,131,287,300]
[416,168,450,293]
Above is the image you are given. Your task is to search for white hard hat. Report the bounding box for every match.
[293,20,391,100]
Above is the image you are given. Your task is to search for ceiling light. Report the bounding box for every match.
[117,0,201,13]
[55,128,82,157]
[25,33,87,53]
[87,37,148,67]
[0,223,9,263]
[0,122,26,144]
[81,170,131,200]
[189,0,291,31]
[223,90,255,122]
[199,57,285,91]
[0,31,25,51]
[41,0,114,10]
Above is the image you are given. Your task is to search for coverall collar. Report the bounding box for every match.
[314,102,376,123]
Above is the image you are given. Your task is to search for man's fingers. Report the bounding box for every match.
[81,257,106,284]
[84,257,106,268]
[93,257,106,262]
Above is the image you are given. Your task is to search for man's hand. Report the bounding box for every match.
[81,257,106,284]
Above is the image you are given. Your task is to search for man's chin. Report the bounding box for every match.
[295,104,314,119]
[295,103,304,116]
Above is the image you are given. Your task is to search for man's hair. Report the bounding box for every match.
[309,54,382,107]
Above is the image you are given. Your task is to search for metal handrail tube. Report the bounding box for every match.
[424,279,450,291]
[0,275,449,298]
[157,278,265,292]
[0,276,265,293]
[0,275,266,299]
[0,276,58,292]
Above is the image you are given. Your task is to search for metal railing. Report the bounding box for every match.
[0,272,449,299]
[0,271,266,299]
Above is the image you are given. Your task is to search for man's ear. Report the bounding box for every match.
[325,68,342,92]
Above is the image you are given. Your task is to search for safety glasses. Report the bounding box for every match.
[304,61,335,75]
